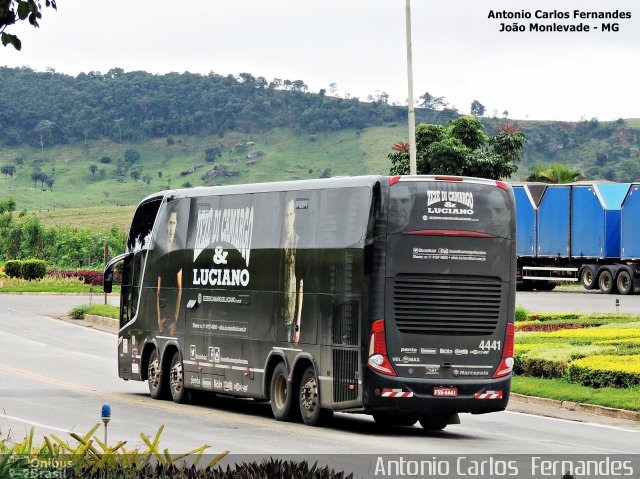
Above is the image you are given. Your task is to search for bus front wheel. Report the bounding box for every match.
[169,351,188,404]
[299,367,333,426]
[147,349,167,400]
[270,363,298,421]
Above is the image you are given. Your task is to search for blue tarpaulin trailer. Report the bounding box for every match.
[514,181,640,295]
[622,184,640,260]
[571,183,630,259]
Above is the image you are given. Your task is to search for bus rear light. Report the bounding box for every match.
[493,323,515,378]
[495,180,508,190]
[367,319,396,376]
[435,176,463,181]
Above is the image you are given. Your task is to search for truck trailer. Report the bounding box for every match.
[512,181,640,295]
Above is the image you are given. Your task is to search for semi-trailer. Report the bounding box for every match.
[512,182,640,295]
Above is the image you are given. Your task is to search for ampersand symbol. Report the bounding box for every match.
[213,246,228,265]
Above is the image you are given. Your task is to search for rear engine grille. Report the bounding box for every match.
[332,349,358,403]
[394,275,502,335]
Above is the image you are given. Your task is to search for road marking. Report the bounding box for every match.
[0,413,73,435]
[505,410,640,433]
[0,363,275,429]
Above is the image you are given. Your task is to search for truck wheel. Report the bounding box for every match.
[299,366,333,426]
[580,266,597,290]
[148,349,168,400]
[373,413,418,427]
[270,362,299,421]
[598,269,617,294]
[169,350,188,404]
[616,270,633,295]
[535,282,556,291]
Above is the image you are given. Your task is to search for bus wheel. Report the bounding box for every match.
[580,266,597,290]
[299,367,333,426]
[616,270,633,295]
[419,415,448,431]
[270,363,298,421]
[373,413,417,427]
[148,349,167,400]
[599,270,617,294]
[169,351,188,404]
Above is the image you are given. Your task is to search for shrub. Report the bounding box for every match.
[48,269,121,286]
[568,355,640,388]
[515,306,528,322]
[5,260,22,278]
[21,259,47,280]
[69,305,89,320]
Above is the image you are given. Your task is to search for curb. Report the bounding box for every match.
[511,393,640,422]
[84,314,118,331]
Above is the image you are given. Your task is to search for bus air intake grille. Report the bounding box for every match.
[332,348,358,403]
[393,275,502,335]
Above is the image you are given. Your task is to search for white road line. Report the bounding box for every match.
[504,410,640,433]
[0,413,73,435]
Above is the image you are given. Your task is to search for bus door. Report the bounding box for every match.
[383,178,515,383]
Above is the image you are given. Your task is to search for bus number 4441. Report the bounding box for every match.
[478,340,501,351]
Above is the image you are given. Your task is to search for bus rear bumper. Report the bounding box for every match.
[362,374,512,415]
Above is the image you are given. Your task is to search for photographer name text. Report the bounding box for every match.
[489,10,631,33]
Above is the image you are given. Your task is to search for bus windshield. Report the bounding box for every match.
[388,180,512,239]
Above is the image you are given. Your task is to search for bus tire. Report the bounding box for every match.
[535,282,556,291]
[580,266,597,290]
[147,349,168,400]
[270,362,298,421]
[299,366,333,426]
[169,350,188,404]
[616,270,633,295]
[373,413,418,427]
[598,269,617,294]
[419,414,448,431]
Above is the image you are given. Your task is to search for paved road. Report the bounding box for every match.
[0,293,638,464]
[516,287,640,313]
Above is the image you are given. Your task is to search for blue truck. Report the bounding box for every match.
[512,182,640,295]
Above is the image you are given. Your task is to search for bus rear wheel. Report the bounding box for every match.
[270,363,299,421]
[419,414,449,431]
[373,413,418,427]
[299,367,333,426]
[169,351,188,404]
[148,349,168,400]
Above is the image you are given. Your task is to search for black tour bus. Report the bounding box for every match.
[104,175,516,429]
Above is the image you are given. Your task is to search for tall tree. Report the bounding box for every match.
[0,0,57,50]
[389,116,526,180]
[470,100,486,117]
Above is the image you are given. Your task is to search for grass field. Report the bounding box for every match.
[0,127,402,218]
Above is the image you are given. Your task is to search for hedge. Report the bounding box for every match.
[3,259,47,280]
[568,355,640,388]
[48,269,121,286]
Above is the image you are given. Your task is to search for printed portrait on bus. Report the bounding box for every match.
[155,199,189,336]
[388,183,416,232]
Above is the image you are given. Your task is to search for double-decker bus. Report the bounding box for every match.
[104,175,516,429]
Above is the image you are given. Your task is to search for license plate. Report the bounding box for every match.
[433,387,458,397]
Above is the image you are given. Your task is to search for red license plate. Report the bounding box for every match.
[433,387,458,397]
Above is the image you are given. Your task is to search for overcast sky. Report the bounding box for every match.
[2,0,639,121]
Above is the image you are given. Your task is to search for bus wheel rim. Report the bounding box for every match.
[149,358,161,388]
[171,361,183,393]
[301,377,318,412]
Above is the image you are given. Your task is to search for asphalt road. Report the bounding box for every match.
[0,293,638,467]
[516,286,640,314]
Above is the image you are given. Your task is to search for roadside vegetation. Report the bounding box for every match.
[512,308,640,411]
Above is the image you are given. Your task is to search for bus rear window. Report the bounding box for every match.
[388,181,512,239]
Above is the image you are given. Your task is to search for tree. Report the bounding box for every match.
[0,0,57,50]
[1,164,16,177]
[123,149,141,165]
[525,163,583,183]
[389,116,526,180]
[470,100,486,117]
[89,164,98,176]
[419,92,446,110]
[35,119,54,151]
[204,146,222,163]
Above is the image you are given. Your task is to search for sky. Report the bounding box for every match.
[2,0,639,122]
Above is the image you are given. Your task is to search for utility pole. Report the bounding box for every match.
[405,0,417,175]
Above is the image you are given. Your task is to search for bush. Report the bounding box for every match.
[567,355,640,388]
[48,269,121,286]
[5,260,21,278]
[515,306,528,322]
[21,259,47,280]
[69,305,89,320]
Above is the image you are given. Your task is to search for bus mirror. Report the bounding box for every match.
[104,270,113,294]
